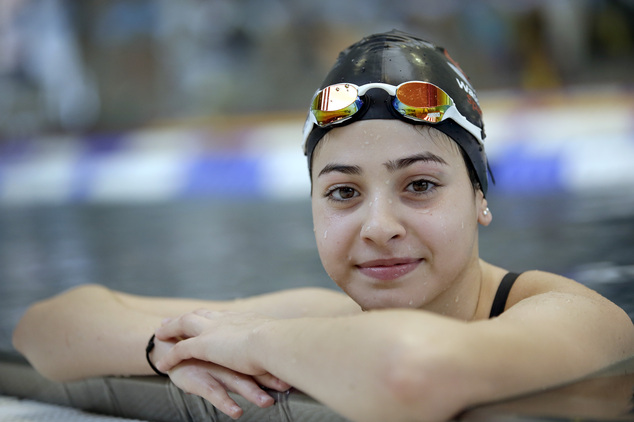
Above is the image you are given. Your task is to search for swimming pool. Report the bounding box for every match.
[0,191,633,421]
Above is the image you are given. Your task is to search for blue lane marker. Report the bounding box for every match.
[182,155,262,198]
[491,145,564,194]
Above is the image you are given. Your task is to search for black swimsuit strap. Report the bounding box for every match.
[489,272,521,318]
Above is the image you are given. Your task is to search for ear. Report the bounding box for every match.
[476,190,492,226]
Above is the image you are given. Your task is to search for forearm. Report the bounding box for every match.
[13,284,164,381]
[251,302,633,422]
[116,286,359,319]
[12,284,358,382]
[252,310,469,422]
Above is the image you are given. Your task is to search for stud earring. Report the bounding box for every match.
[483,208,490,216]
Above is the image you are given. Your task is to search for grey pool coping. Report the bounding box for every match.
[1,350,633,421]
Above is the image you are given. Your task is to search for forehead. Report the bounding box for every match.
[312,120,463,168]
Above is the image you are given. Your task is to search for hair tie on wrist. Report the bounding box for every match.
[145,334,169,377]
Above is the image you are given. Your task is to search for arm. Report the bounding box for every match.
[12,283,360,381]
[13,284,161,381]
[155,273,634,422]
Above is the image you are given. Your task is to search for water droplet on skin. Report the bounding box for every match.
[323,230,328,239]
[455,297,460,303]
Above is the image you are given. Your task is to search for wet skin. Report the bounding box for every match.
[310,120,491,318]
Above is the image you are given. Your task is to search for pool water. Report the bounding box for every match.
[1,190,633,351]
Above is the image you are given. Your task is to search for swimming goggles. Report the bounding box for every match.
[303,81,483,146]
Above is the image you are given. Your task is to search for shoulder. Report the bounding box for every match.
[486,269,634,368]
[480,264,630,323]
[502,270,633,342]
[506,270,603,308]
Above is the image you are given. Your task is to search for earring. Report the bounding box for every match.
[483,208,490,216]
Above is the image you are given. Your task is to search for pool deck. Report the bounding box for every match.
[1,350,633,421]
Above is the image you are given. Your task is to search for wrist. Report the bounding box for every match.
[145,334,170,377]
[250,318,277,371]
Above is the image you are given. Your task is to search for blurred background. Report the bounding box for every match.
[1,0,633,137]
[1,0,634,350]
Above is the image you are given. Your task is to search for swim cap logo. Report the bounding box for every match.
[451,70,482,115]
[443,49,481,116]
[456,78,479,105]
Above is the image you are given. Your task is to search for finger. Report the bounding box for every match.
[212,367,275,408]
[155,313,208,341]
[179,368,244,419]
[156,338,200,372]
[254,373,292,392]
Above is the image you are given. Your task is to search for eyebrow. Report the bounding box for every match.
[317,152,448,178]
[384,152,448,172]
[318,163,362,178]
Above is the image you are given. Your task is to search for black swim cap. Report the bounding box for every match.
[303,30,491,195]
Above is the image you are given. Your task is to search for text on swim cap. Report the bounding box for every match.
[456,78,480,105]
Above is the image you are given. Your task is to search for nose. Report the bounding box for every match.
[360,196,406,245]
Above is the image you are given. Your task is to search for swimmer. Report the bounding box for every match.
[12,30,634,422]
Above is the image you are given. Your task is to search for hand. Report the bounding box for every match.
[153,311,290,419]
[166,359,289,420]
[155,309,274,376]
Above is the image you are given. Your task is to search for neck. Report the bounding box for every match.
[423,256,484,321]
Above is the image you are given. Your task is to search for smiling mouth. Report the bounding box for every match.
[356,258,423,281]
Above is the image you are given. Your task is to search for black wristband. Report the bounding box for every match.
[145,334,169,377]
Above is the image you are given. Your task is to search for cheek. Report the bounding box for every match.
[432,208,479,262]
[315,217,348,256]
[312,206,354,277]
[311,203,330,248]
[414,204,477,253]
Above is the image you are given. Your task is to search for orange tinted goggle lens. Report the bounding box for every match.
[394,82,453,123]
[395,82,452,108]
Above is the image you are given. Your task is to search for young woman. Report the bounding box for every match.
[13,30,634,422]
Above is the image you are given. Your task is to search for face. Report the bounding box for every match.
[311,120,491,315]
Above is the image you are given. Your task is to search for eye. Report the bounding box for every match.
[325,186,359,201]
[406,179,436,194]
